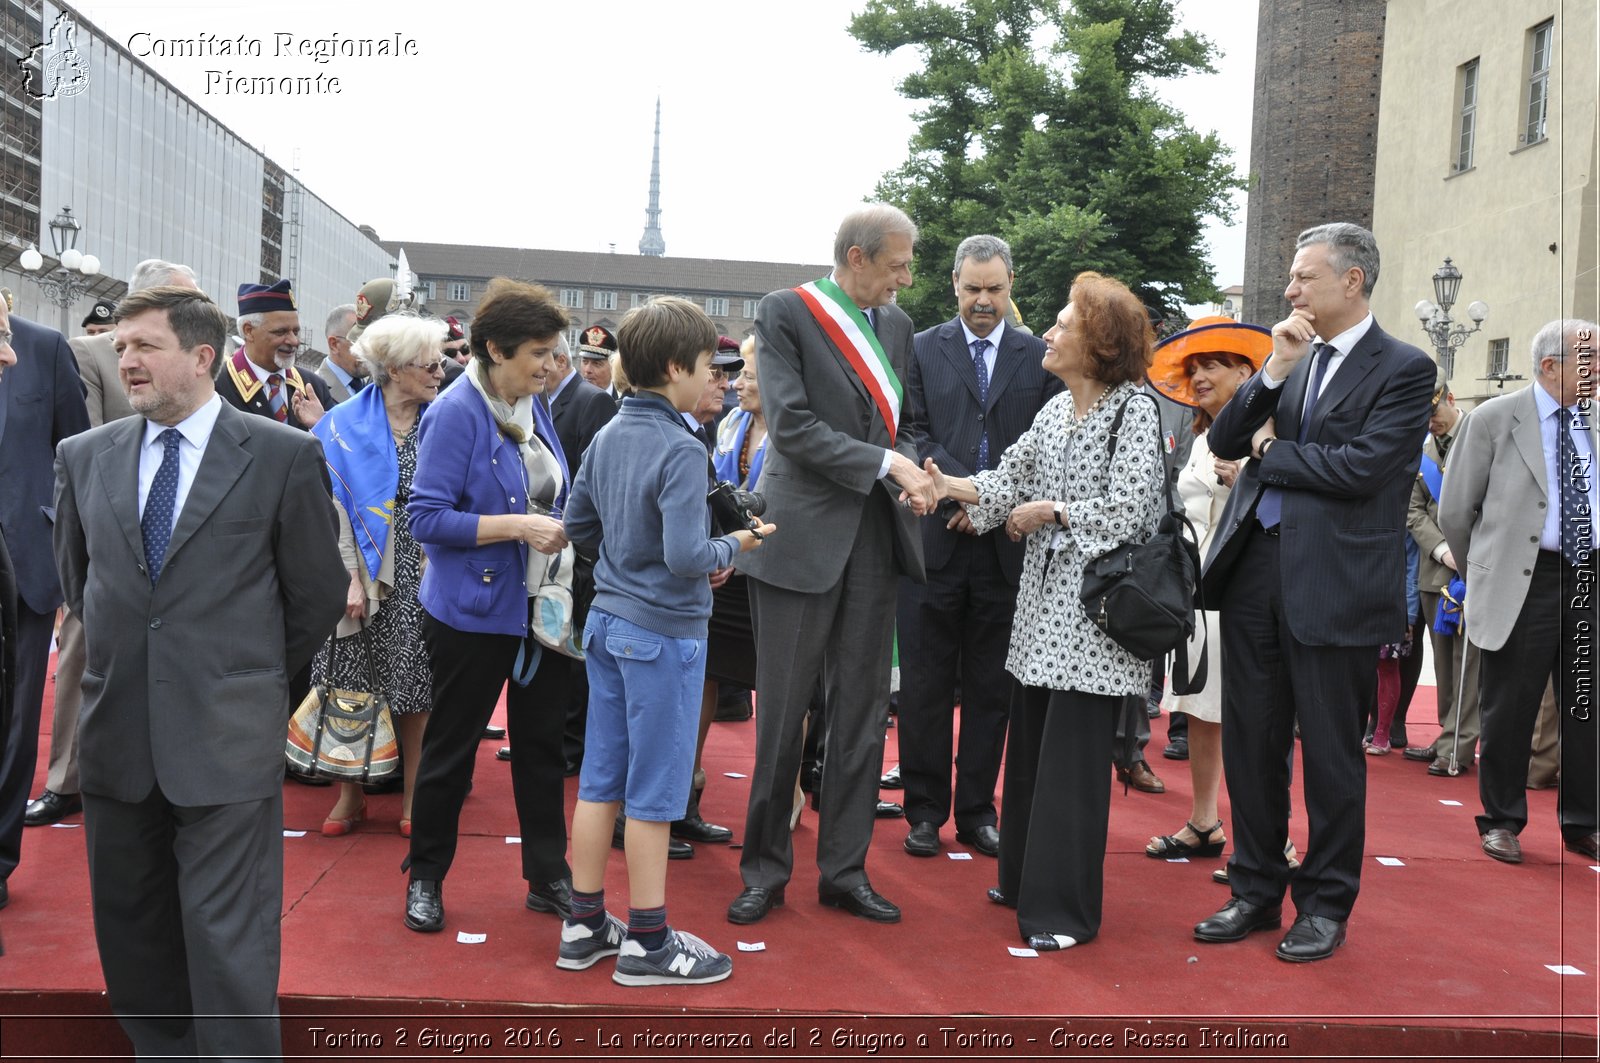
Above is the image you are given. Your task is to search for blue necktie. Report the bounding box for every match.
[1559,407,1593,568]
[1257,343,1334,530]
[142,428,182,584]
[971,338,991,470]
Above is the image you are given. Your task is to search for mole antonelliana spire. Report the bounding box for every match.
[638,96,666,257]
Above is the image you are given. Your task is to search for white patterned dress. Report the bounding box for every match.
[966,383,1165,696]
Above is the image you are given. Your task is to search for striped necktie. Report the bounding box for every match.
[266,373,289,422]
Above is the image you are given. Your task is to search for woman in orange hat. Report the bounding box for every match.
[1144,317,1273,866]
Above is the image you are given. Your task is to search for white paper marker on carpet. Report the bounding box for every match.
[1166,857,1190,863]
[1547,964,1585,976]
[1008,947,1038,958]
[737,941,766,952]
[948,852,973,861]
[457,932,486,944]
[724,772,747,779]
[1440,799,1464,807]
[1375,857,1405,866]
[505,836,521,844]
[283,830,306,838]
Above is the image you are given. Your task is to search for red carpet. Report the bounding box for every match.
[2,664,1596,1059]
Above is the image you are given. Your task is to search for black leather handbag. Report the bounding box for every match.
[1078,393,1207,693]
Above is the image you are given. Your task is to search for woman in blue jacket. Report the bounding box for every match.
[401,279,575,934]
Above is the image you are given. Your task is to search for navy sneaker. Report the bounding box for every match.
[556,912,626,971]
[612,927,733,986]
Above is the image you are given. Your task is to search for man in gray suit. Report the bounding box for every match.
[28,260,199,830]
[313,303,364,404]
[1440,318,1599,864]
[53,286,345,1059]
[728,203,935,926]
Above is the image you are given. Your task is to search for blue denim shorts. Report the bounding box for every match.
[577,609,707,820]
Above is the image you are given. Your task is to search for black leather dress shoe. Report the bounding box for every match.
[525,878,572,919]
[819,883,901,923]
[727,886,784,924]
[1565,832,1600,860]
[482,725,506,740]
[1275,913,1346,962]
[24,790,81,827]
[496,746,512,761]
[1161,737,1189,761]
[0,878,8,910]
[672,815,733,844]
[612,815,694,859]
[1194,898,1283,942]
[879,764,902,788]
[1429,756,1467,777]
[875,800,904,819]
[405,879,444,932]
[1401,745,1434,763]
[1481,828,1522,864]
[903,821,939,857]
[956,825,1000,857]
[986,886,1016,908]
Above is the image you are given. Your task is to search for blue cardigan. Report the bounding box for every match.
[410,378,564,636]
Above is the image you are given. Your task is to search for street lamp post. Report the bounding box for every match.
[1413,257,1488,381]
[19,206,102,335]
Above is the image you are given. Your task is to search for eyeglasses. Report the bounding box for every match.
[408,359,447,375]
[709,367,728,382]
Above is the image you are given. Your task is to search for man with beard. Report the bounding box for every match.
[217,279,333,428]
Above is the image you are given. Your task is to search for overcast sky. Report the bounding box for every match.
[74,0,1254,294]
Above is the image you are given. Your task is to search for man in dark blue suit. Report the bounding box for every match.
[898,235,1060,859]
[0,299,90,906]
[1193,222,1435,962]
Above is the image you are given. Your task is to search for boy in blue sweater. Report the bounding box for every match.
[560,297,774,985]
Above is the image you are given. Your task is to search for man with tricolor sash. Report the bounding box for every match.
[728,203,936,927]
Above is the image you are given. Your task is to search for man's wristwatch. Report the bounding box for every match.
[1053,501,1066,526]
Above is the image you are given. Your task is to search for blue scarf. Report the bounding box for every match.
[313,383,406,581]
[713,408,767,489]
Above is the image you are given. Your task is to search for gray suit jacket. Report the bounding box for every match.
[68,332,138,427]
[736,288,925,590]
[314,362,354,405]
[1439,386,1591,653]
[53,400,347,806]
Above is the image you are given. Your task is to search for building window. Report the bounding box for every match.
[448,281,470,302]
[424,280,437,301]
[560,288,584,309]
[594,290,617,311]
[705,297,729,317]
[1455,58,1478,172]
[1487,337,1510,378]
[630,292,647,309]
[1524,20,1553,145]
[566,325,582,351]
[742,298,759,318]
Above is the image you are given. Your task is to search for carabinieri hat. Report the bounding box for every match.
[576,325,617,361]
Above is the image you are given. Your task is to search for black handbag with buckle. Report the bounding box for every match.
[1078,392,1207,693]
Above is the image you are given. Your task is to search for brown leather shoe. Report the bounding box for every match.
[1480,828,1522,864]
[1116,760,1166,794]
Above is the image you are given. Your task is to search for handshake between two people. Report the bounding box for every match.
[893,456,1054,542]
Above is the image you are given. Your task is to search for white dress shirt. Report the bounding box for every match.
[138,394,224,527]
[959,319,1004,381]
[1261,313,1373,419]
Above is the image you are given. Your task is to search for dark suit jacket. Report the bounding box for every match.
[736,289,925,590]
[215,349,335,430]
[1202,320,1436,646]
[52,400,347,807]
[905,319,1059,584]
[549,373,619,480]
[0,529,15,782]
[0,315,90,614]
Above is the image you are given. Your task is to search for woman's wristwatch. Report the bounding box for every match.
[1052,501,1066,526]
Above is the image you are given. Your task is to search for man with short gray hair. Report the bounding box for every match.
[1194,221,1435,962]
[728,202,935,927]
[1440,318,1599,866]
[897,233,1058,860]
[313,303,364,404]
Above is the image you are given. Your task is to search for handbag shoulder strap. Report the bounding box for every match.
[1105,390,1178,513]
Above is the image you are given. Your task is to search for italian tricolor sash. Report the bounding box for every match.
[793,277,902,441]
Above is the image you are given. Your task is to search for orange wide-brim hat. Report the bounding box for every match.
[1148,315,1273,407]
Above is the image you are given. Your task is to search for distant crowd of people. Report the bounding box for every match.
[0,206,1592,1058]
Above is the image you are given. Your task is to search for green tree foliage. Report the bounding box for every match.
[850,0,1242,328]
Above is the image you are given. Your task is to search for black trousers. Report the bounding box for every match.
[895,534,1015,832]
[1219,528,1375,921]
[408,614,571,885]
[0,603,54,879]
[1476,551,1598,841]
[997,685,1118,944]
